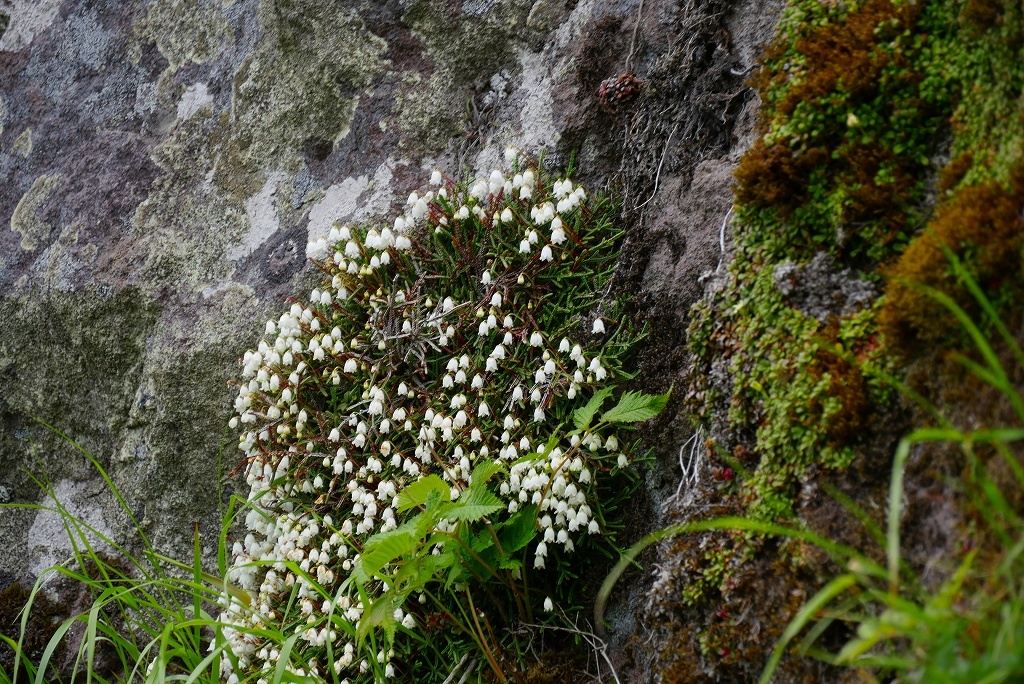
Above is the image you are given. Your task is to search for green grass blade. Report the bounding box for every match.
[595,516,883,632]
[1,633,36,684]
[271,633,301,684]
[32,419,159,558]
[193,524,204,667]
[83,597,103,684]
[907,281,1006,384]
[820,482,887,549]
[759,574,860,684]
[888,428,964,594]
[909,280,1024,422]
[937,241,1024,373]
[185,642,231,684]
[33,615,80,684]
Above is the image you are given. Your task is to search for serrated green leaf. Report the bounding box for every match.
[574,386,615,430]
[389,551,451,595]
[413,511,435,539]
[356,592,401,641]
[599,389,670,424]
[447,502,503,522]
[512,451,542,467]
[447,487,503,522]
[424,489,444,514]
[353,532,416,582]
[498,556,522,571]
[500,504,538,554]
[470,460,505,488]
[470,531,495,553]
[397,475,449,512]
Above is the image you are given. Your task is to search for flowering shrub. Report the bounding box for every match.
[219,150,655,682]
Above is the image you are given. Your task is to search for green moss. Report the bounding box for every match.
[217,0,386,179]
[132,112,247,292]
[13,128,31,158]
[11,174,60,251]
[679,0,1024,648]
[138,0,388,233]
[734,0,954,264]
[0,289,161,506]
[946,0,1024,184]
[136,0,232,71]
[690,0,965,515]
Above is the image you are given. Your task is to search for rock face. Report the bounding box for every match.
[0,0,777,675]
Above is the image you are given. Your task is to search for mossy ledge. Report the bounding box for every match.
[670,0,1024,678]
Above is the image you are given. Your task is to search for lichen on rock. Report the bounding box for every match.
[11,174,60,251]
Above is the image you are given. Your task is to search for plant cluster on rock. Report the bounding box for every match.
[219,151,658,682]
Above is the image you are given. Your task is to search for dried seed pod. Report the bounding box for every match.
[598,73,644,114]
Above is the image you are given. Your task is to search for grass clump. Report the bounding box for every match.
[0,434,249,684]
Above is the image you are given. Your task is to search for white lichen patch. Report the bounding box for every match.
[226,172,287,262]
[305,176,369,254]
[516,50,561,154]
[176,82,213,121]
[0,0,62,52]
[305,161,398,258]
[28,478,115,578]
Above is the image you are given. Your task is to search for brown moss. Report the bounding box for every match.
[841,142,918,242]
[736,0,925,225]
[938,153,975,194]
[960,0,1006,33]
[735,118,921,239]
[734,139,828,213]
[0,581,66,679]
[780,0,920,118]
[879,165,1024,357]
[817,353,872,446]
[801,321,876,447]
[519,649,589,683]
[747,0,921,118]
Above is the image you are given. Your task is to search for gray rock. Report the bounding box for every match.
[0,0,780,678]
[773,251,878,322]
